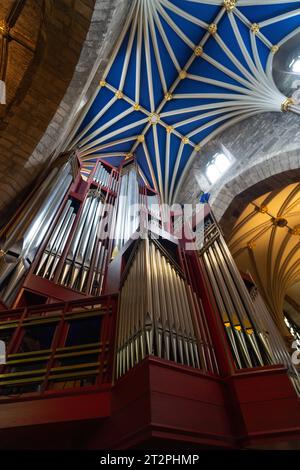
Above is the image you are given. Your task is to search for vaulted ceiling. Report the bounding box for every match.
[228,182,300,338]
[69,0,300,203]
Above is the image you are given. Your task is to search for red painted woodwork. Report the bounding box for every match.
[0,387,111,429]
[22,274,88,303]
[1,357,299,449]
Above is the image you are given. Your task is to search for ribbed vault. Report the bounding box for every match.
[228,183,300,339]
[68,0,300,203]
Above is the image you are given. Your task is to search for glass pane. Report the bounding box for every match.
[206,163,221,184]
[214,153,231,172]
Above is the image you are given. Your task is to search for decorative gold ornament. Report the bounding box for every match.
[0,19,9,36]
[115,90,124,99]
[194,46,203,57]
[271,45,279,54]
[99,79,106,87]
[259,205,268,213]
[0,249,6,257]
[137,135,145,143]
[149,113,160,124]
[125,153,133,160]
[208,23,217,35]
[164,92,173,101]
[281,97,294,112]
[251,23,260,34]
[182,137,189,144]
[223,0,236,12]
[133,103,141,111]
[247,241,256,250]
[272,217,288,227]
[166,125,174,134]
[290,227,300,236]
[179,70,187,79]
[195,145,201,152]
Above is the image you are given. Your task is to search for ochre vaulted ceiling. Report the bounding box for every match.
[228,182,300,338]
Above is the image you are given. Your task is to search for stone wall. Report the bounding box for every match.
[0,0,131,226]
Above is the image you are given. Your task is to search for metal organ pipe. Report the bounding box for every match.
[249,285,300,395]
[198,216,299,378]
[35,161,117,295]
[116,238,217,379]
[36,190,108,295]
[0,161,73,305]
[114,164,139,253]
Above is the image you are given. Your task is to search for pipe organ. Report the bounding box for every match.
[0,154,300,449]
[197,213,300,390]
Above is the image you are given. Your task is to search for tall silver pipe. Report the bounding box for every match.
[78,199,103,292]
[60,194,93,286]
[116,238,207,379]
[0,161,73,304]
[48,212,76,281]
[35,200,72,276]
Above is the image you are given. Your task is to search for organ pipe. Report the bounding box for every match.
[34,160,119,295]
[249,284,300,395]
[36,189,108,295]
[198,215,300,386]
[0,160,73,305]
[113,163,139,254]
[116,237,218,379]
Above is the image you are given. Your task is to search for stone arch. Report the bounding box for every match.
[210,148,300,238]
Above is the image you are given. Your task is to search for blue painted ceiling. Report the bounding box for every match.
[70,0,300,202]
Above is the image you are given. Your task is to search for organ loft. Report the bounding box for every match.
[0,0,300,451]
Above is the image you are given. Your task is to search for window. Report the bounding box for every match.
[290,56,300,73]
[206,152,232,185]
